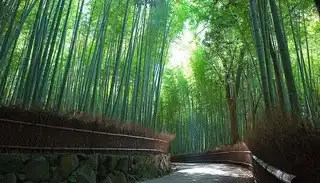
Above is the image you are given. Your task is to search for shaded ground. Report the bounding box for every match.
[171,151,252,168]
[143,163,253,183]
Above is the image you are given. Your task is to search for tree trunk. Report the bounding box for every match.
[250,0,271,110]
[269,0,300,115]
[226,81,239,144]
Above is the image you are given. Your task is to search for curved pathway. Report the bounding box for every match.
[143,163,253,183]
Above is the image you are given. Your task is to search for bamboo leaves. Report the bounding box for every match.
[0,0,172,127]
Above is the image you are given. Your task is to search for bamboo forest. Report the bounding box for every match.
[0,0,319,157]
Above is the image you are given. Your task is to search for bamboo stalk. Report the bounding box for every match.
[0,145,164,153]
[252,155,296,183]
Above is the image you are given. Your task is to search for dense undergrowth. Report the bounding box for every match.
[207,141,249,153]
[205,112,320,183]
[247,113,320,183]
[0,106,175,142]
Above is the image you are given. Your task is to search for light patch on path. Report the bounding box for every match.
[143,163,253,183]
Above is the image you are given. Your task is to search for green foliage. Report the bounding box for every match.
[159,0,320,153]
[0,0,183,129]
[1,0,320,155]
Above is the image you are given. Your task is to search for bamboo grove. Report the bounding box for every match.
[1,0,319,155]
[0,0,181,129]
[158,0,320,154]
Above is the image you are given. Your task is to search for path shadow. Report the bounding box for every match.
[144,163,254,183]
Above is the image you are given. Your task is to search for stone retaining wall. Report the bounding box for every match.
[0,153,172,183]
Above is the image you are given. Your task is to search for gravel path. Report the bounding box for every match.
[143,163,254,183]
